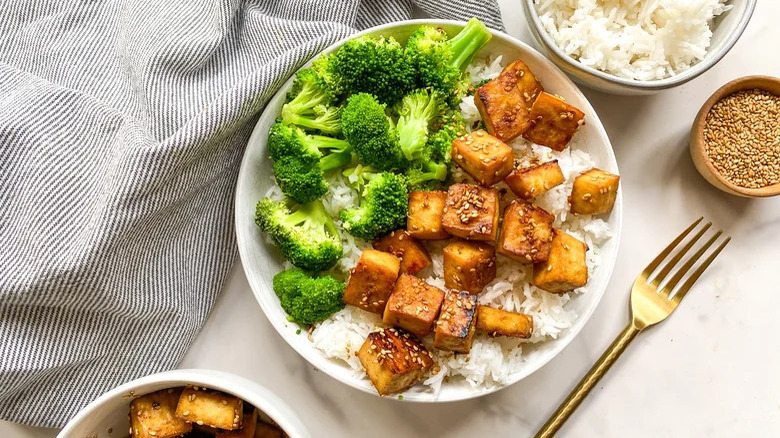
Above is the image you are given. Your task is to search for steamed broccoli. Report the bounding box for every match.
[268,123,352,203]
[405,18,492,105]
[330,35,416,104]
[405,160,449,191]
[395,88,447,162]
[272,268,345,325]
[340,167,408,241]
[427,110,467,163]
[255,198,342,272]
[281,65,342,134]
[341,93,406,171]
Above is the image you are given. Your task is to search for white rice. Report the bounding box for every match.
[533,0,731,80]
[267,56,614,394]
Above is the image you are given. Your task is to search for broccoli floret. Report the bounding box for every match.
[405,160,449,191]
[272,268,345,325]
[427,110,467,163]
[282,67,342,134]
[268,123,352,204]
[405,18,492,105]
[255,198,343,272]
[330,35,416,104]
[341,93,406,171]
[395,88,447,163]
[340,167,408,241]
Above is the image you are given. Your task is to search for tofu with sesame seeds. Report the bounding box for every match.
[532,229,588,294]
[216,407,258,438]
[443,240,496,294]
[343,249,401,314]
[475,60,543,142]
[175,387,243,430]
[441,184,499,242]
[383,274,445,337]
[569,168,620,215]
[434,291,477,353]
[130,388,192,438]
[505,160,565,200]
[373,230,431,276]
[475,306,533,338]
[357,327,434,396]
[522,92,585,151]
[451,129,515,186]
[497,200,555,264]
[407,190,449,240]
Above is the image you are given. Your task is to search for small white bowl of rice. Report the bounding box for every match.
[523,0,756,95]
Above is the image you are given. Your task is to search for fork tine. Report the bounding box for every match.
[672,236,731,303]
[638,217,704,283]
[649,222,712,288]
[660,230,723,296]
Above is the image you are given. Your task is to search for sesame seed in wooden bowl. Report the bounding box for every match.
[690,75,780,198]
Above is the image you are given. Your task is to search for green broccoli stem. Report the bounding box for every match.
[397,118,427,161]
[425,160,448,181]
[308,135,351,153]
[447,18,492,71]
[319,150,352,174]
[282,201,339,238]
[282,82,326,120]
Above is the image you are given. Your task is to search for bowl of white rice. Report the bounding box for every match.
[235,19,622,402]
[523,0,756,95]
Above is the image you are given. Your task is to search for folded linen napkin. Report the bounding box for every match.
[0,0,503,427]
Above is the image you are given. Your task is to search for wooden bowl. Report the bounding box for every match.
[690,75,780,197]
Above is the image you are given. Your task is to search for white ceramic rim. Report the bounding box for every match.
[235,19,623,402]
[521,0,757,91]
[58,369,310,438]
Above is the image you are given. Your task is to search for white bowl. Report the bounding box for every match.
[58,369,309,438]
[522,0,757,95]
[235,19,622,402]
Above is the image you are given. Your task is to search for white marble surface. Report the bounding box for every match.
[4,1,780,437]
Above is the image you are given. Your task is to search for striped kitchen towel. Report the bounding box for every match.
[0,0,503,427]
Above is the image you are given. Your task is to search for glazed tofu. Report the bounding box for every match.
[130,389,192,438]
[497,200,555,264]
[434,291,478,353]
[407,190,449,240]
[175,387,243,430]
[383,274,445,337]
[569,168,620,215]
[343,249,401,314]
[357,327,434,396]
[373,230,431,275]
[533,229,589,293]
[522,92,585,151]
[475,306,534,338]
[255,422,285,438]
[505,160,565,200]
[443,240,497,294]
[451,130,515,186]
[216,408,258,438]
[441,184,499,241]
[475,60,543,142]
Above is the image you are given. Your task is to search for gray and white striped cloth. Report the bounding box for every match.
[0,0,503,427]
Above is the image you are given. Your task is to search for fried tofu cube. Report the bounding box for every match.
[532,229,589,293]
[443,240,496,294]
[130,389,192,438]
[505,160,565,200]
[254,422,285,438]
[434,291,477,353]
[216,408,258,438]
[569,168,620,215]
[475,60,543,142]
[373,230,431,275]
[383,274,445,337]
[407,190,449,240]
[357,327,434,396]
[522,92,585,151]
[451,130,515,186]
[497,200,555,264]
[175,387,243,430]
[475,306,533,338]
[343,249,401,314]
[441,184,499,241]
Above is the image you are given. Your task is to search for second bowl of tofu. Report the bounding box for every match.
[58,369,308,438]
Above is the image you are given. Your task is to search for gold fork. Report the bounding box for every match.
[535,217,731,438]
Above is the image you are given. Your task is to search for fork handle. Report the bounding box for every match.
[535,323,641,438]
